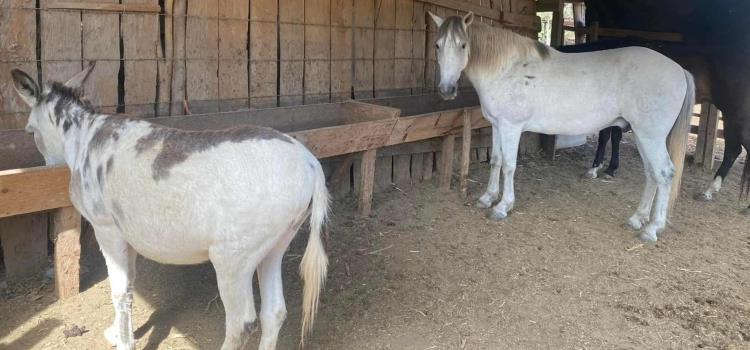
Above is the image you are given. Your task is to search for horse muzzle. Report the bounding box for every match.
[438,84,457,100]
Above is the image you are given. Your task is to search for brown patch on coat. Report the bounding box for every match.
[135,125,293,180]
[90,117,128,151]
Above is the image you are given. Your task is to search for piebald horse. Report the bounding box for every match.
[429,12,694,241]
[12,64,329,350]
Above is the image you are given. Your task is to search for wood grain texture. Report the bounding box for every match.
[353,0,375,98]
[0,166,71,218]
[331,0,354,102]
[170,0,187,115]
[41,3,83,86]
[393,0,413,95]
[250,0,278,108]
[52,206,81,300]
[0,4,37,129]
[218,0,250,111]
[358,149,377,216]
[185,0,219,113]
[279,0,305,106]
[393,154,411,187]
[423,152,434,180]
[411,0,425,94]
[305,0,331,104]
[439,134,455,190]
[45,1,160,13]
[374,0,396,97]
[411,153,424,182]
[82,0,120,114]
[0,214,48,280]
[459,109,471,197]
[375,156,393,192]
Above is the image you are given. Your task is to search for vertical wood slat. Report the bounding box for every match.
[0,214,48,281]
[170,0,187,115]
[0,2,38,129]
[353,0,375,99]
[52,206,81,300]
[393,0,412,96]
[250,0,278,108]
[122,0,159,116]
[41,1,83,84]
[411,153,424,182]
[305,0,331,104]
[411,0,425,95]
[358,149,377,216]
[440,134,455,190]
[694,103,709,166]
[459,109,472,197]
[279,0,305,106]
[375,156,392,192]
[218,0,250,111]
[82,0,120,114]
[423,152,434,180]
[393,154,411,187]
[703,105,720,171]
[185,0,219,113]
[331,0,354,102]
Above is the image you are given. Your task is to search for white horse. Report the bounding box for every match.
[12,64,329,350]
[428,12,694,241]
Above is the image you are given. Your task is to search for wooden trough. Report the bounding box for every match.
[0,94,497,299]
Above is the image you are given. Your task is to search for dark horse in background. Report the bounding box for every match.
[557,37,750,213]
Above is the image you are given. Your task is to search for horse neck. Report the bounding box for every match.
[464,24,545,84]
[58,106,100,169]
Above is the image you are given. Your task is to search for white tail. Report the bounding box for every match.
[667,69,695,213]
[299,160,329,345]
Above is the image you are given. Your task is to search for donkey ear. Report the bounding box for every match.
[428,11,444,27]
[463,11,474,26]
[64,61,96,89]
[11,69,40,106]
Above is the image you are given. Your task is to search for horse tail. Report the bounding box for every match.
[667,69,696,213]
[299,158,329,345]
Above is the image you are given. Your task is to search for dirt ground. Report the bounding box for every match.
[1,134,749,350]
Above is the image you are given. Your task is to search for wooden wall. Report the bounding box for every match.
[0,0,539,279]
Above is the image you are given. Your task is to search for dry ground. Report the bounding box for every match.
[1,134,749,350]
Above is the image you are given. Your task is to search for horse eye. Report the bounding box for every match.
[435,43,440,49]
[462,43,466,49]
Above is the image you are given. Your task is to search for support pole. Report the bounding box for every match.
[358,149,377,216]
[459,109,472,197]
[52,206,81,300]
[440,134,456,190]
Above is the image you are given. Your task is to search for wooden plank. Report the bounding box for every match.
[417,0,500,20]
[375,156,393,192]
[156,0,174,116]
[218,0,250,111]
[694,103,709,165]
[185,0,219,113]
[304,0,331,104]
[393,154,411,187]
[353,0,375,99]
[411,0,426,94]
[702,105,719,171]
[52,206,81,300]
[41,4,83,86]
[0,166,71,218]
[279,0,305,106]
[440,134,455,190]
[0,4,37,129]
[374,0,396,97]
[250,0,278,108]
[411,153,424,182]
[46,1,160,13]
[331,0,354,102]
[394,0,413,95]
[424,3,438,92]
[358,149,377,216]
[169,0,187,115]
[290,119,397,158]
[423,152,434,180]
[459,109,471,197]
[597,27,683,43]
[82,1,120,114]
[0,130,44,170]
[549,0,563,47]
[0,214,48,280]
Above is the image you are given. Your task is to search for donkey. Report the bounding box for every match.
[12,63,329,350]
[429,12,694,241]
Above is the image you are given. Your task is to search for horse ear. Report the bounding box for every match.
[11,69,40,106]
[64,61,96,89]
[463,11,474,26]
[428,11,444,27]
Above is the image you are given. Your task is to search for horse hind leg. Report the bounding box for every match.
[698,128,742,201]
[210,245,263,350]
[636,138,675,242]
[628,151,657,231]
[584,127,612,179]
[603,127,623,178]
[489,127,522,220]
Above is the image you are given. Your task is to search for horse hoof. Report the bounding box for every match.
[742,207,750,216]
[477,199,492,209]
[694,192,712,201]
[639,231,658,242]
[488,210,508,221]
[582,170,598,179]
[104,325,119,346]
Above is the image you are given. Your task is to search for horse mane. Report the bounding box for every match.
[464,20,550,74]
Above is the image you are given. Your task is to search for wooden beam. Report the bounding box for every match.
[596,27,683,43]
[51,206,81,300]
[418,0,500,20]
[45,1,161,13]
[439,134,456,190]
[0,166,71,219]
[702,105,720,171]
[459,109,472,197]
[358,149,377,216]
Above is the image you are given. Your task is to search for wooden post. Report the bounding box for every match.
[549,0,563,47]
[541,134,556,159]
[694,103,709,166]
[703,106,720,171]
[440,134,456,190]
[358,149,377,216]
[51,206,81,300]
[572,2,586,44]
[459,109,472,197]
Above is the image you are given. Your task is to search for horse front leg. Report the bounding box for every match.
[585,127,611,179]
[478,124,503,208]
[489,127,522,221]
[603,126,623,177]
[698,128,742,201]
[97,228,137,350]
